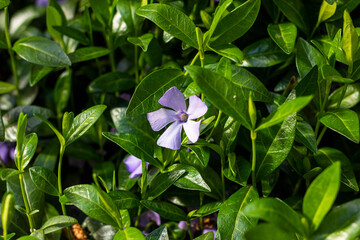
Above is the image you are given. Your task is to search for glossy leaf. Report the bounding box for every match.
[109,190,140,209]
[136,4,198,49]
[295,120,317,153]
[34,113,65,147]
[13,36,71,67]
[194,232,214,240]
[329,0,360,20]
[210,0,261,46]
[128,33,154,52]
[54,69,71,115]
[65,104,107,146]
[141,200,187,221]
[89,0,109,26]
[317,0,337,24]
[147,170,186,200]
[41,216,77,234]
[342,10,358,70]
[185,65,251,130]
[29,166,59,196]
[303,162,341,231]
[217,186,259,240]
[209,44,244,64]
[21,133,38,170]
[256,113,296,181]
[183,144,210,167]
[68,47,110,63]
[30,65,53,87]
[0,81,16,94]
[126,68,184,116]
[320,65,354,84]
[189,201,222,218]
[293,66,318,97]
[46,6,62,41]
[314,147,358,191]
[273,0,309,35]
[53,26,90,45]
[245,223,297,240]
[146,226,168,240]
[267,23,297,54]
[242,38,289,67]
[320,109,359,143]
[1,191,15,235]
[117,0,143,36]
[88,72,134,93]
[327,83,360,108]
[114,227,145,240]
[256,95,312,131]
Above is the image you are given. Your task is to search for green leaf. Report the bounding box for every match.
[30,65,53,87]
[243,197,305,235]
[168,164,211,192]
[103,132,161,169]
[21,133,38,170]
[256,96,312,131]
[109,190,140,209]
[136,4,198,49]
[126,68,184,116]
[146,226,168,240]
[17,236,40,240]
[320,109,359,143]
[273,0,309,35]
[114,227,146,240]
[0,169,21,181]
[208,44,244,64]
[46,6,62,41]
[141,200,187,221]
[245,223,297,240]
[314,147,358,191]
[88,72,134,93]
[64,184,121,228]
[54,69,72,115]
[89,0,109,26]
[128,33,154,52]
[194,232,214,240]
[53,26,90,45]
[0,81,16,94]
[41,216,77,234]
[327,83,360,108]
[293,66,318,97]
[34,113,65,147]
[189,202,222,218]
[342,10,358,70]
[329,0,360,21]
[93,161,115,191]
[267,23,297,54]
[317,0,337,24]
[221,116,241,154]
[242,38,289,67]
[296,38,326,78]
[65,104,107,146]
[147,170,185,200]
[185,65,251,129]
[320,65,354,84]
[256,113,296,181]
[217,186,259,239]
[117,0,143,36]
[313,199,360,240]
[210,0,260,46]
[0,0,10,10]
[183,144,210,167]
[303,162,341,231]
[1,191,15,235]
[295,120,317,153]
[68,47,111,63]
[13,36,71,67]
[29,166,59,196]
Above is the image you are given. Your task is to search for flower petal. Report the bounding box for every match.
[158,87,186,112]
[187,95,208,120]
[183,120,201,143]
[147,108,177,131]
[123,155,142,173]
[157,121,183,150]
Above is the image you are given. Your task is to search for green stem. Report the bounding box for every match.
[4,7,20,103]
[317,126,327,146]
[58,145,67,215]
[206,110,222,141]
[184,52,200,76]
[251,130,257,188]
[105,31,116,72]
[199,192,204,230]
[19,173,35,232]
[186,221,193,240]
[134,205,143,227]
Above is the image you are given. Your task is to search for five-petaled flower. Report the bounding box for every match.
[147,87,207,150]
[123,155,148,179]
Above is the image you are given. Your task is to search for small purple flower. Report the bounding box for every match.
[35,0,66,7]
[138,210,161,228]
[123,155,148,179]
[202,228,216,239]
[147,87,207,150]
[0,142,15,165]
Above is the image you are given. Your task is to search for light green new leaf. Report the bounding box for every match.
[128,33,154,52]
[208,44,244,63]
[327,83,360,109]
[126,68,184,116]
[46,6,62,41]
[256,95,313,131]
[267,23,297,54]
[65,105,107,146]
[342,10,358,70]
[217,186,259,240]
[21,133,38,170]
[1,191,15,236]
[320,109,359,143]
[194,232,214,240]
[303,162,341,232]
[136,4,198,49]
[114,227,146,240]
[141,200,187,221]
[13,36,71,67]
[329,0,360,21]
[314,147,358,191]
[317,0,337,24]
[0,81,16,94]
[68,47,110,63]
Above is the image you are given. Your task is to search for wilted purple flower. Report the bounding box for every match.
[123,155,148,178]
[0,142,15,165]
[138,210,161,228]
[147,87,207,150]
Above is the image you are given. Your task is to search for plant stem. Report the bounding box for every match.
[134,205,143,227]
[105,31,116,72]
[186,221,193,240]
[206,110,222,141]
[134,45,139,83]
[58,145,67,215]
[19,173,35,233]
[199,192,204,230]
[4,7,20,103]
[251,130,257,188]
[184,52,200,77]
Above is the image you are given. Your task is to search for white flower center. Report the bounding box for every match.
[179,113,188,122]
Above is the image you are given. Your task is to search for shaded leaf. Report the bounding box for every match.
[29,166,59,196]
[141,200,187,221]
[147,170,186,200]
[68,47,110,63]
[267,23,297,54]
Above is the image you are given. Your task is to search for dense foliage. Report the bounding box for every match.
[1,0,360,239]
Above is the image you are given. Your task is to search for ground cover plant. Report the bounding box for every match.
[0,0,360,239]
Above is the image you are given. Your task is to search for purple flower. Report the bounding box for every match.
[202,228,216,239]
[35,0,66,7]
[123,155,148,179]
[0,142,15,165]
[147,87,207,150]
[138,210,161,228]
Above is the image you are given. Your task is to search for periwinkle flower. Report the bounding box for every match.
[147,87,208,150]
[35,0,66,7]
[0,142,15,165]
[138,210,161,229]
[123,155,148,179]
